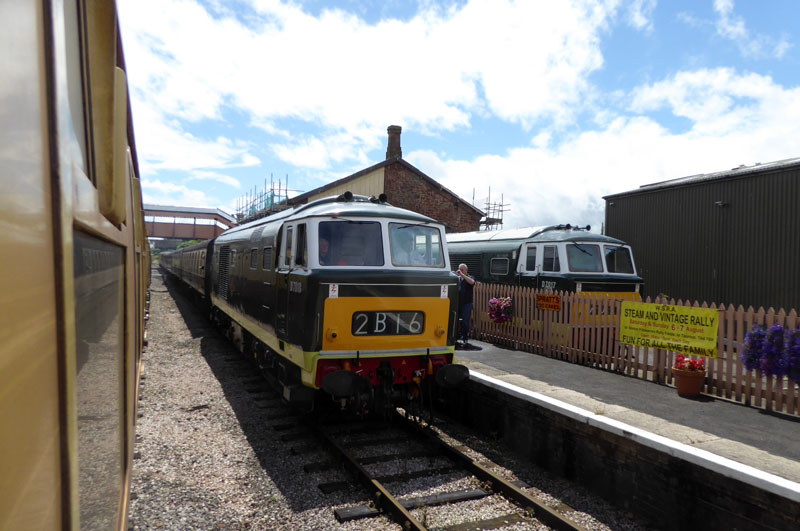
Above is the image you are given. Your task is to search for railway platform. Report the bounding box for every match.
[454,340,800,486]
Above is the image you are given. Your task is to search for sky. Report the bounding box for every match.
[117,0,800,232]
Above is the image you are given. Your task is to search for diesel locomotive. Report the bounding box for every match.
[161,192,468,415]
[447,225,643,298]
[1,1,150,529]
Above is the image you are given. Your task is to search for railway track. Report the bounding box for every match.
[295,412,587,531]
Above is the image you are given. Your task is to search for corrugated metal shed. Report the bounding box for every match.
[604,158,800,311]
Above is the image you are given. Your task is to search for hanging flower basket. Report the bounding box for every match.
[673,354,706,398]
[742,324,800,380]
[488,296,513,324]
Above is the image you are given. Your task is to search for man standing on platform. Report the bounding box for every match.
[456,263,475,346]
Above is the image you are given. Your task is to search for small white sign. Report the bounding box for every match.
[329,284,339,299]
[440,285,448,299]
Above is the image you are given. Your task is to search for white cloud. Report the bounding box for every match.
[117,0,800,228]
[713,0,792,59]
[626,0,656,32]
[129,102,261,175]
[187,171,242,188]
[141,179,216,207]
[408,68,800,232]
[119,0,621,171]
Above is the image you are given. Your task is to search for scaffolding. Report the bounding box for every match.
[476,187,509,230]
[235,175,293,224]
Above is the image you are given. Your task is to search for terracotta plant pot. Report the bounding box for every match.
[673,369,706,397]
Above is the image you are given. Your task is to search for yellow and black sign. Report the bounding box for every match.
[620,301,718,358]
[537,294,562,312]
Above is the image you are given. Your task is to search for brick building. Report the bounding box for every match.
[287,126,484,232]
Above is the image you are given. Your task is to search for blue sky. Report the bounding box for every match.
[118,0,800,231]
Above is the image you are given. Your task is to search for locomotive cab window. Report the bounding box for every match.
[604,245,635,274]
[390,224,444,267]
[318,221,384,266]
[525,246,537,270]
[543,245,560,272]
[295,224,307,267]
[566,243,603,272]
[283,226,293,267]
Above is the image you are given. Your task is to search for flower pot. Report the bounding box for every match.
[673,369,706,398]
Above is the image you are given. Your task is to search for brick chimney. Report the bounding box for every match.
[386,125,402,159]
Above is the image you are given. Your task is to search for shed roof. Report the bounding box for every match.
[604,157,800,199]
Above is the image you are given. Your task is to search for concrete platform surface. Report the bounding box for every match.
[454,340,800,485]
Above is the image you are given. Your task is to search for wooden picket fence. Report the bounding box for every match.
[471,283,800,416]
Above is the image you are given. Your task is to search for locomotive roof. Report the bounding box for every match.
[447,225,626,245]
[222,193,437,237]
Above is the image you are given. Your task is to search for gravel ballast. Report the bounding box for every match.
[130,270,652,530]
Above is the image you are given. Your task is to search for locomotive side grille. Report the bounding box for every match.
[449,253,481,276]
[218,245,231,300]
[251,227,264,241]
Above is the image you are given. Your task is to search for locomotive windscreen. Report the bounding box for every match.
[319,221,384,266]
[604,245,635,274]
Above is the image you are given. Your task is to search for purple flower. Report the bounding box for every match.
[785,328,800,382]
[742,325,765,371]
[760,324,787,377]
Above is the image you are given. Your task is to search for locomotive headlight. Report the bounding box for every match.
[435,325,445,337]
[326,328,338,340]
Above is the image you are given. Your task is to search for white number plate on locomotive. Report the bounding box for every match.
[352,311,425,336]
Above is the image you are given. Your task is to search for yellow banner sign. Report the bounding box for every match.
[620,301,718,358]
[537,294,561,311]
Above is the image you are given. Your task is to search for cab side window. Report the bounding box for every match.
[283,226,293,267]
[295,224,307,267]
[543,245,560,272]
[262,247,272,270]
[525,246,537,270]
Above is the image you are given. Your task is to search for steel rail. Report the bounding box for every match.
[394,413,588,531]
[312,423,427,531]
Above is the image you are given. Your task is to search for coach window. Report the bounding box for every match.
[543,245,560,272]
[490,257,509,275]
[74,232,123,530]
[250,248,258,269]
[63,0,90,178]
[525,246,537,270]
